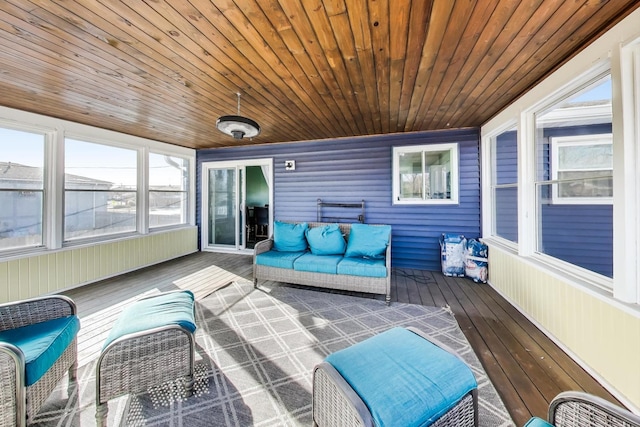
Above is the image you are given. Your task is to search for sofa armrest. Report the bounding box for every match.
[385,234,392,273]
[0,295,77,332]
[254,238,274,256]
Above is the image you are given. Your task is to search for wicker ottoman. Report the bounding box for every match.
[95,290,197,427]
[312,327,478,427]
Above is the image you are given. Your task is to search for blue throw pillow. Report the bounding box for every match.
[273,221,309,252]
[305,224,346,255]
[344,223,391,259]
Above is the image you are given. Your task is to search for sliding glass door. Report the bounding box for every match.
[201,159,272,252]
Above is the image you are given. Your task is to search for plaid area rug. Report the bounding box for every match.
[32,281,515,426]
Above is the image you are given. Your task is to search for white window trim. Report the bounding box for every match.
[0,105,196,257]
[481,8,640,308]
[392,143,459,205]
[529,70,614,291]
[549,133,613,205]
[62,136,141,244]
[0,122,51,253]
[483,122,519,248]
[613,39,640,303]
[147,151,191,231]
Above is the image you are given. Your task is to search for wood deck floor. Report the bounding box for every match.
[63,251,621,426]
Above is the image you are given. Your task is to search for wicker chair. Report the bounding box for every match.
[525,391,640,427]
[0,295,79,427]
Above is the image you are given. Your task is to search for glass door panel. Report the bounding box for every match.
[208,168,236,246]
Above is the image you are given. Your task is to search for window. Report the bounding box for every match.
[64,139,138,241]
[148,152,189,228]
[534,74,613,279]
[393,143,459,204]
[551,134,612,204]
[0,127,45,251]
[490,126,518,243]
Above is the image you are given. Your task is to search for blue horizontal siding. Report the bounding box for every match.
[197,129,481,271]
[540,205,612,277]
[539,123,613,277]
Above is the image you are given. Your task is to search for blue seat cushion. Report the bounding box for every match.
[325,327,477,427]
[273,221,309,252]
[256,250,306,269]
[293,253,342,274]
[344,223,391,259]
[0,315,80,386]
[305,224,346,255]
[524,417,554,427]
[337,257,387,278]
[104,290,196,349]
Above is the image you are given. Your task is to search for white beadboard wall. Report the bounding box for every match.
[488,245,640,410]
[0,227,198,304]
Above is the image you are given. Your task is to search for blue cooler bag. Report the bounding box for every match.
[465,239,488,283]
[440,233,466,277]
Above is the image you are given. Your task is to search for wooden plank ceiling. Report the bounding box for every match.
[0,1,638,149]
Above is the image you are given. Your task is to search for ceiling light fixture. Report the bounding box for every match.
[216,92,261,140]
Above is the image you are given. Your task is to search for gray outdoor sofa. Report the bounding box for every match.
[253,221,392,304]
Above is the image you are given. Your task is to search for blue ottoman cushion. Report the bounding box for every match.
[524,417,554,427]
[325,327,477,427]
[104,290,196,349]
[0,315,80,386]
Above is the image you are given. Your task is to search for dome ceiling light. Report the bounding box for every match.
[216,92,261,140]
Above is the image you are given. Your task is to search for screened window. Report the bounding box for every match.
[64,139,137,241]
[393,143,459,204]
[490,126,518,243]
[534,74,613,279]
[148,152,189,228]
[0,127,45,251]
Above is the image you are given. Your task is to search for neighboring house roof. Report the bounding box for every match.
[0,162,113,187]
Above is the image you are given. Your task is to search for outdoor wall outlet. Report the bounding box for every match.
[285,160,296,171]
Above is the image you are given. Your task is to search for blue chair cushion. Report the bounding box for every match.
[256,250,307,269]
[104,290,196,349]
[293,253,342,274]
[273,221,308,252]
[325,327,477,427]
[344,224,391,259]
[524,417,554,427]
[305,224,346,255]
[0,315,80,386]
[337,257,387,278]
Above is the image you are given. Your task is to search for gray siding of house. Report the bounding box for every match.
[197,129,481,271]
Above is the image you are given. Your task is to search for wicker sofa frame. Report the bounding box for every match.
[95,291,196,427]
[253,222,392,304]
[0,295,78,427]
[312,327,478,427]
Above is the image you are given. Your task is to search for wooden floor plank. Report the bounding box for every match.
[61,251,624,424]
[429,271,533,424]
[451,277,555,423]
